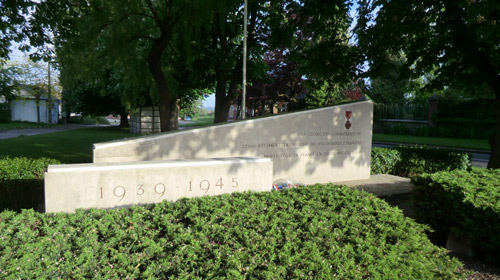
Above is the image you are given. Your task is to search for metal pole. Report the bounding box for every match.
[242,0,248,119]
[48,61,52,124]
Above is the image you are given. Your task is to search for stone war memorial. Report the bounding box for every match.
[45,100,373,213]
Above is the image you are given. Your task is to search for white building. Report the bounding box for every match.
[2,86,60,124]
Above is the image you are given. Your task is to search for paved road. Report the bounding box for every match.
[373,142,490,168]
[0,124,113,140]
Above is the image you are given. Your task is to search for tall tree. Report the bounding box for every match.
[268,0,358,106]
[262,48,306,107]
[366,52,414,105]
[356,0,500,168]
[33,0,236,132]
[61,71,130,127]
[0,62,18,102]
[198,1,269,123]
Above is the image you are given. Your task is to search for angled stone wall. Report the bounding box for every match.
[93,101,373,184]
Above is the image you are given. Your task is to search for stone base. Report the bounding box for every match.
[45,157,273,213]
[336,174,414,196]
[446,230,475,257]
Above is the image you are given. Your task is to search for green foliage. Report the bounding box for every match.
[0,63,19,116]
[412,168,500,264]
[371,147,471,177]
[432,118,494,140]
[366,53,418,105]
[436,97,495,120]
[0,185,462,278]
[0,1,35,59]
[374,103,428,121]
[356,0,500,168]
[305,81,348,108]
[61,72,128,120]
[356,0,499,95]
[68,116,110,125]
[375,120,494,140]
[0,104,9,123]
[179,97,203,119]
[0,157,61,211]
[271,0,356,83]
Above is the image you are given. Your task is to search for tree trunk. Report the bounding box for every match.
[65,107,71,121]
[214,78,233,123]
[36,94,40,123]
[168,98,179,130]
[119,111,129,127]
[147,31,177,132]
[487,92,500,169]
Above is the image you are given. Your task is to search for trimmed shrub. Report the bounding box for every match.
[0,157,61,212]
[0,185,463,279]
[412,168,500,264]
[371,147,471,177]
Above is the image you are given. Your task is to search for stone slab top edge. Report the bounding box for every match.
[46,157,272,173]
[93,100,373,150]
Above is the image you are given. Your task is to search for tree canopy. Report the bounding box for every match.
[356,0,500,168]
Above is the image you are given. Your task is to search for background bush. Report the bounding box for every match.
[0,157,61,212]
[0,185,462,279]
[436,97,495,120]
[412,168,500,265]
[69,115,110,125]
[0,103,9,123]
[373,98,495,139]
[373,119,493,139]
[431,118,494,139]
[371,146,471,177]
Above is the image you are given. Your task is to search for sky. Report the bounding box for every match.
[202,94,215,109]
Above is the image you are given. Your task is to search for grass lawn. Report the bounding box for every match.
[0,121,58,130]
[373,133,490,151]
[0,126,137,163]
[179,115,215,128]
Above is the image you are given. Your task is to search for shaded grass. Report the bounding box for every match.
[0,127,137,163]
[179,115,215,128]
[373,133,490,151]
[0,121,58,130]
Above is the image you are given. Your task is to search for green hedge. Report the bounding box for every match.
[436,98,495,120]
[0,185,462,279]
[375,119,494,139]
[431,118,494,139]
[412,168,500,265]
[0,157,61,212]
[371,147,471,177]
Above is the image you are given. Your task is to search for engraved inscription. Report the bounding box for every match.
[99,177,239,201]
[241,130,364,160]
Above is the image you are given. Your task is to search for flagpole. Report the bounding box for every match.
[242,0,247,119]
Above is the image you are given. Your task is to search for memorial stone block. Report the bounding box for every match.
[45,157,272,213]
[93,101,373,184]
